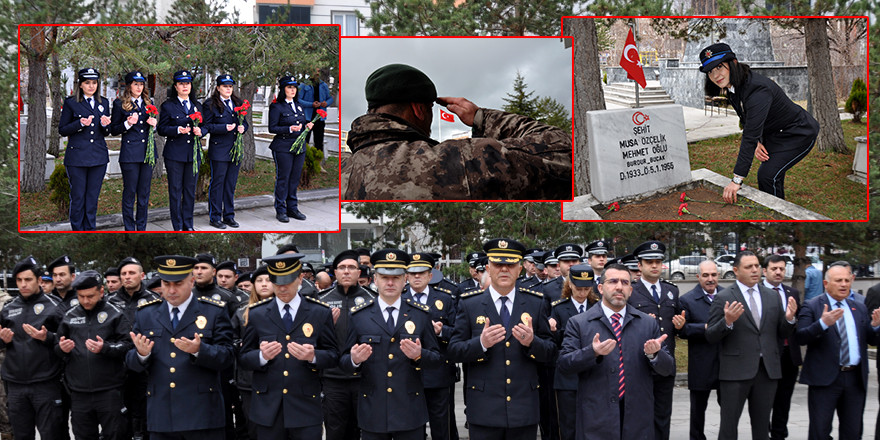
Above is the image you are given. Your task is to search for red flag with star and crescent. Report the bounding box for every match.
[440,109,455,122]
[619,28,647,89]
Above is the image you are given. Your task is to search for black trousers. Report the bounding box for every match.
[122,371,150,440]
[239,388,258,440]
[361,427,423,440]
[718,359,778,440]
[69,388,126,440]
[305,119,325,153]
[807,369,865,440]
[538,366,557,440]
[770,347,800,439]
[653,372,675,440]
[449,384,460,440]
[756,135,816,200]
[425,387,451,440]
[6,379,66,440]
[151,428,225,440]
[689,389,719,440]
[554,390,577,440]
[321,378,360,440]
[254,406,322,440]
[468,424,537,440]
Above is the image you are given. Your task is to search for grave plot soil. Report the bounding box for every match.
[598,185,790,220]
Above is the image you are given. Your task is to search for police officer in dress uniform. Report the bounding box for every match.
[545,245,582,303]
[317,250,376,440]
[448,238,556,440]
[275,244,319,299]
[125,255,234,440]
[517,250,545,292]
[1,256,66,440]
[157,70,204,231]
[58,67,111,231]
[585,240,609,281]
[203,74,249,229]
[403,253,457,440]
[239,253,338,440]
[56,271,133,440]
[341,249,443,440]
[269,76,312,222]
[107,257,159,440]
[628,240,682,440]
[109,71,156,231]
[48,255,79,311]
[456,252,486,299]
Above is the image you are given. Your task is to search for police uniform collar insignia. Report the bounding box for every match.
[97,311,108,323]
[304,296,331,308]
[139,298,162,308]
[249,297,273,308]
[196,315,207,329]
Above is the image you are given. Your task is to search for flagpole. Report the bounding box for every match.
[632,20,640,108]
[438,107,442,141]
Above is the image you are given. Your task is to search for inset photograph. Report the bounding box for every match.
[340,37,573,201]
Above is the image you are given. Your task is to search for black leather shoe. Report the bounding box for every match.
[209,220,227,229]
[289,209,306,221]
[222,219,240,228]
[276,213,289,223]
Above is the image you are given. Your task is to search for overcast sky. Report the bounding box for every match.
[341,38,572,141]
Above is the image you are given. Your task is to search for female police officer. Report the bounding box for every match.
[700,42,819,203]
[202,74,248,229]
[109,71,157,231]
[58,68,111,231]
[157,70,203,231]
[268,76,312,223]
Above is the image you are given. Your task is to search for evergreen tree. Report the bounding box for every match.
[501,71,536,118]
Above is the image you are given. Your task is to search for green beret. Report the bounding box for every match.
[365,64,437,108]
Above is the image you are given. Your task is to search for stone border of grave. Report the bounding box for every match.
[562,168,830,221]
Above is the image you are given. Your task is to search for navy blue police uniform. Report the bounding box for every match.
[203,75,248,229]
[157,70,203,231]
[269,76,311,222]
[109,71,155,231]
[57,68,110,231]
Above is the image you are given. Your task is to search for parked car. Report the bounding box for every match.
[668,255,735,280]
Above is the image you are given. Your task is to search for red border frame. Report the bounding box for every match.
[337,35,576,203]
[17,23,343,234]
[559,15,870,224]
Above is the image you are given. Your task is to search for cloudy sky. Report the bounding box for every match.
[341,38,572,141]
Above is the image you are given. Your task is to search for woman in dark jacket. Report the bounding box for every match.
[58,68,111,231]
[109,71,156,231]
[701,42,820,203]
[268,76,313,223]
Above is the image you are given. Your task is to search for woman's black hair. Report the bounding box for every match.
[704,60,752,97]
[209,85,243,112]
[167,81,192,100]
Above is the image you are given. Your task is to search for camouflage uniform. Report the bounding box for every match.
[342,108,572,200]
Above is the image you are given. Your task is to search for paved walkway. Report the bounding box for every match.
[23,188,340,232]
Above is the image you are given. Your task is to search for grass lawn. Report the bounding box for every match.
[688,120,868,219]
[20,157,339,228]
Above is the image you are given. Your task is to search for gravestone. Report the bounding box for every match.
[587,104,691,203]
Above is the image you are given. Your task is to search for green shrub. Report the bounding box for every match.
[48,163,69,215]
[300,145,324,188]
[845,78,867,123]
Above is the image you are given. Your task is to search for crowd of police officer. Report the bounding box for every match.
[0,237,677,440]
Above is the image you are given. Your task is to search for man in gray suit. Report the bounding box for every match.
[706,251,798,440]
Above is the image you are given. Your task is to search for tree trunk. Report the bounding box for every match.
[47,50,63,158]
[791,225,807,300]
[22,27,49,193]
[563,17,605,197]
[152,81,168,179]
[804,18,848,153]
[240,82,257,172]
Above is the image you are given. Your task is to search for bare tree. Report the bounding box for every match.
[805,18,847,153]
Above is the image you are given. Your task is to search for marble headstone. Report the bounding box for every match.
[587,104,691,203]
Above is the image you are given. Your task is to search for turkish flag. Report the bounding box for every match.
[619,28,647,89]
[440,109,455,123]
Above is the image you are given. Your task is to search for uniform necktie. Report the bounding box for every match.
[652,284,660,303]
[171,307,180,330]
[386,306,396,333]
[225,99,233,112]
[747,288,761,328]
[183,99,190,113]
[283,304,293,332]
[611,312,625,399]
[836,301,850,366]
[87,97,94,110]
[578,304,585,314]
[415,292,425,305]
[500,296,510,328]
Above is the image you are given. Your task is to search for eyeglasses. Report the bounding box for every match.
[603,278,631,286]
[336,265,359,272]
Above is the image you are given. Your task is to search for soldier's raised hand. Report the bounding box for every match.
[592,333,616,357]
[350,343,372,364]
[130,332,154,356]
[59,336,75,353]
[260,340,283,361]
[479,318,505,349]
[0,325,13,344]
[436,97,478,127]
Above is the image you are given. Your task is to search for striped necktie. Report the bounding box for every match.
[611,312,625,399]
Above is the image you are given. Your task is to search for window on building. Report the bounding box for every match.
[332,11,359,36]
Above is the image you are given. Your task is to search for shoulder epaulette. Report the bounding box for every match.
[198,296,227,308]
[552,297,571,307]
[304,296,332,308]
[351,299,374,314]
[248,297,273,309]
[435,286,452,295]
[405,298,430,312]
[138,298,163,309]
[460,289,486,299]
[520,288,544,298]
[661,279,678,287]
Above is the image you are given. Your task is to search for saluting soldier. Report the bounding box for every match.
[627,240,683,440]
[239,253,338,440]
[1,256,66,440]
[55,270,133,440]
[48,255,79,311]
[125,255,235,440]
[448,238,556,439]
[341,249,443,440]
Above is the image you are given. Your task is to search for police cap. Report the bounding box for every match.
[634,241,666,261]
[699,42,737,73]
[568,264,596,288]
[262,254,304,286]
[153,255,198,282]
[371,249,410,276]
[407,253,435,273]
[483,238,526,265]
[71,270,102,291]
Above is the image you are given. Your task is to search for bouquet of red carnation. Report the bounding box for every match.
[144,104,159,167]
[230,100,250,164]
[290,109,328,154]
[188,112,203,174]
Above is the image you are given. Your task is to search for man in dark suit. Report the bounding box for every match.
[125,255,234,440]
[796,263,880,440]
[761,254,803,440]
[628,240,682,440]
[706,251,798,440]
[557,263,674,440]
[448,238,556,440]
[679,260,722,440]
